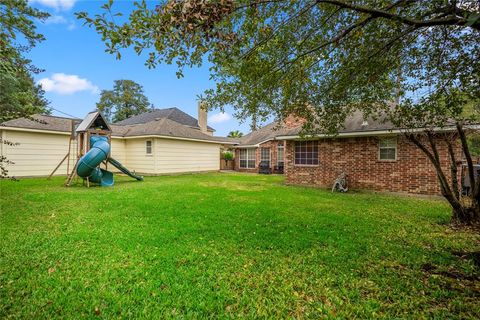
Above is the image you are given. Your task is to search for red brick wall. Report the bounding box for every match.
[284,135,461,195]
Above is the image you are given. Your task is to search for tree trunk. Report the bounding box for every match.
[452,205,480,225]
[405,131,479,226]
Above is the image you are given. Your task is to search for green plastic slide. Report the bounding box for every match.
[107,157,143,181]
[76,136,142,186]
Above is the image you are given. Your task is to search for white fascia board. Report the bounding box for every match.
[235,145,259,149]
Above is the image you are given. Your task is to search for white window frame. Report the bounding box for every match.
[378,137,397,161]
[239,148,256,169]
[145,140,153,155]
[277,145,284,166]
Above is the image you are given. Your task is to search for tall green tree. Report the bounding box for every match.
[80,1,480,223]
[97,80,152,122]
[1,0,50,122]
[1,0,50,179]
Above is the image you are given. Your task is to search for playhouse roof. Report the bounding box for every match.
[76,111,112,132]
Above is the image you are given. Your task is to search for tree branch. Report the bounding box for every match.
[444,133,460,199]
[319,0,480,30]
[405,132,462,210]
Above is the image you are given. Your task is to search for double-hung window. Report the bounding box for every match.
[240,148,256,169]
[145,140,152,155]
[379,138,397,161]
[294,141,318,165]
[260,148,270,167]
[277,144,284,166]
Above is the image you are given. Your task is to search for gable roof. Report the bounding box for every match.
[115,107,215,132]
[237,122,295,147]
[112,117,230,143]
[76,111,112,132]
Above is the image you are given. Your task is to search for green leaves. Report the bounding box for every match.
[78,1,479,132]
[96,80,152,122]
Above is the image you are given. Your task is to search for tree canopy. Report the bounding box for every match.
[1,0,50,179]
[79,0,479,130]
[96,79,153,122]
[0,0,50,123]
[227,130,243,138]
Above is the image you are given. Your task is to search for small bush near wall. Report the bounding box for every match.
[222,151,234,161]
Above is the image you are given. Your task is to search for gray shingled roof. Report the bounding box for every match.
[1,110,398,146]
[112,117,231,143]
[237,122,295,146]
[1,114,232,143]
[115,107,215,131]
[288,111,395,135]
[237,111,396,146]
[1,114,80,133]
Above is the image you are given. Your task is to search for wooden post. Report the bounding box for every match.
[48,153,69,180]
[65,158,80,187]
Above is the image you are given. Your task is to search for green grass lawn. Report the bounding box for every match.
[1,173,479,319]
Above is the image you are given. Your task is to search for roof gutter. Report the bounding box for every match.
[235,144,259,148]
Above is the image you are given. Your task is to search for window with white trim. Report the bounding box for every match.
[239,148,256,168]
[277,144,284,166]
[379,138,397,160]
[260,148,270,167]
[295,141,319,165]
[145,140,152,155]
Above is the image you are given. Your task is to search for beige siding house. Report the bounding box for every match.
[1,105,234,177]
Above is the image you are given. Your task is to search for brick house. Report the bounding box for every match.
[233,113,462,195]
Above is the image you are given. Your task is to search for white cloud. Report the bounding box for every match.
[30,0,76,11]
[44,15,67,24]
[38,73,99,95]
[41,14,76,30]
[208,112,232,124]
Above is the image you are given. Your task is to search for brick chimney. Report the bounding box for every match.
[198,100,208,134]
[283,113,306,129]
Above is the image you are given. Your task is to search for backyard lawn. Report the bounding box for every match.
[0,173,479,318]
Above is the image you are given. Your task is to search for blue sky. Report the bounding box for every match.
[27,0,253,136]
